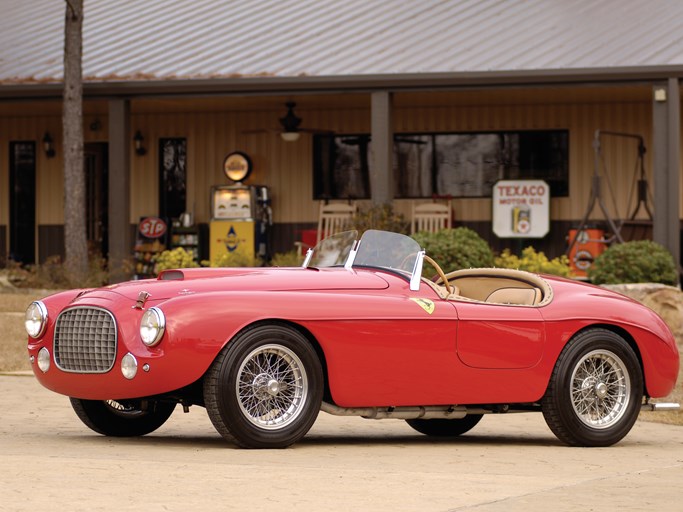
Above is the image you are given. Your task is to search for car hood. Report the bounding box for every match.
[73,267,390,304]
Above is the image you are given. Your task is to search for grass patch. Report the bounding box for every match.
[0,290,54,372]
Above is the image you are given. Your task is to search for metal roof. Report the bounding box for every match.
[2,0,683,87]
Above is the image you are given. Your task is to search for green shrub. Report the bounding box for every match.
[412,228,494,273]
[588,240,678,285]
[270,250,303,267]
[495,247,572,277]
[352,203,409,235]
[153,247,199,274]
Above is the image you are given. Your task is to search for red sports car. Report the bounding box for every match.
[26,230,679,448]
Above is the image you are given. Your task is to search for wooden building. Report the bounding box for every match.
[1,1,681,275]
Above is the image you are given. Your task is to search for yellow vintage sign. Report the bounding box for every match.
[410,298,435,315]
[209,221,255,264]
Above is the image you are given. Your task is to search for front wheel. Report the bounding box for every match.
[541,328,643,447]
[204,323,323,448]
[406,414,483,437]
[70,398,176,437]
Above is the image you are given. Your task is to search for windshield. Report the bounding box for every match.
[353,230,421,274]
[305,230,358,268]
[305,229,422,276]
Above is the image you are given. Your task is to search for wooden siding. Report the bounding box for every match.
[129,99,668,228]
[129,104,373,225]
[1,89,682,262]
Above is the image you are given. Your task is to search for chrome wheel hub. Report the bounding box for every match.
[251,374,286,400]
[571,349,630,429]
[595,381,608,399]
[236,344,307,430]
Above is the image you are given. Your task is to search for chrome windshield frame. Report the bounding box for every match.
[302,248,314,268]
[344,239,360,270]
[409,250,425,291]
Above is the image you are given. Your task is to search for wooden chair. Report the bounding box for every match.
[316,201,357,245]
[295,201,357,257]
[411,201,451,234]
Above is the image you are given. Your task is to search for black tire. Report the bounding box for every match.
[203,323,323,449]
[69,398,176,437]
[541,328,643,447]
[406,414,483,437]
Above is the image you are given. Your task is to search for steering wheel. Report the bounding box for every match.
[423,255,452,294]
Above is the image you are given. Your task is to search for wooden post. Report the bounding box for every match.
[108,99,131,283]
[652,79,681,270]
[370,91,394,205]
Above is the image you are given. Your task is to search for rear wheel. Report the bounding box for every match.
[542,328,643,447]
[70,398,176,437]
[204,323,323,448]
[406,414,483,437]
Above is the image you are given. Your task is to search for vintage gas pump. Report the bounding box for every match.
[209,152,271,263]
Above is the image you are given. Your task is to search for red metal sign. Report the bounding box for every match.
[138,217,167,239]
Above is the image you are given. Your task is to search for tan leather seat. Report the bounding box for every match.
[485,287,542,306]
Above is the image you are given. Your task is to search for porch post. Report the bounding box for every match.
[370,91,393,204]
[108,98,131,283]
[652,79,680,269]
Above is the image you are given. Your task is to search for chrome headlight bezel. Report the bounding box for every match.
[140,307,165,347]
[25,301,48,338]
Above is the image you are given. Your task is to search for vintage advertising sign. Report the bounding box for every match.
[138,216,167,239]
[492,180,550,238]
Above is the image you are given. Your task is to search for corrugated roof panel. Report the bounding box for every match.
[2,0,683,84]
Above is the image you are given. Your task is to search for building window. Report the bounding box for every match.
[313,130,569,199]
[313,135,371,200]
[159,138,187,220]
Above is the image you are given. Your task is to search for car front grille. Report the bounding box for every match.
[54,307,117,373]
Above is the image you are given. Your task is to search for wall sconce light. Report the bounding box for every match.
[42,132,56,158]
[133,130,147,156]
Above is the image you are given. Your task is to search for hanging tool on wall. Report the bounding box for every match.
[567,130,651,259]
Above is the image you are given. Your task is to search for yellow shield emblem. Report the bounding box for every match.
[410,298,435,315]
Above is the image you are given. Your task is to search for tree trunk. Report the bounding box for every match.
[63,0,88,281]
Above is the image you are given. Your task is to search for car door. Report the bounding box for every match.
[453,300,545,369]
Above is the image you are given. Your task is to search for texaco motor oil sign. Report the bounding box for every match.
[492,180,550,238]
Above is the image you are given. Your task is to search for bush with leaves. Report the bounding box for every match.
[153,247,200,274]
[269,250,303,267]
[210,250,263,268]
[495,247,572,277]
[412,228,494,274]
[352,203,409,235]
[588,240,678,285]
[6,253,112,289]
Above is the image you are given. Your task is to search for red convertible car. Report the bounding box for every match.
[26,230,679,448]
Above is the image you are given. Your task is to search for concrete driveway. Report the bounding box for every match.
[1,374,682,512]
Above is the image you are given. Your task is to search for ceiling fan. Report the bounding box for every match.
[243,102,332,141]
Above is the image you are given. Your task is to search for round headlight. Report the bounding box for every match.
[140,307,165,347]
[25,301,48,338]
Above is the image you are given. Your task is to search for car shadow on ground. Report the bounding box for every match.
[53,431,566,450]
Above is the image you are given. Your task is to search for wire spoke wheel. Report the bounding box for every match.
[204,323,323,448]
[70,398,175,437]
[570,350,630,429]
[542,328,643,447]
[236,344,307,429]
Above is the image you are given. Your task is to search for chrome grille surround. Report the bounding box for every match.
[54,307,117,373]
